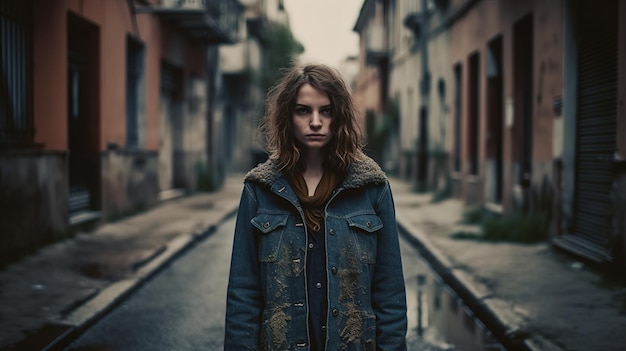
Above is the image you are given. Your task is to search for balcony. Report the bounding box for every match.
[135,0,240,44]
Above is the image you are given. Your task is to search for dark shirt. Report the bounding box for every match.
[306,224,327,351]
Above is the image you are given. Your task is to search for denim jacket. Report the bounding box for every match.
[225,155,407,350]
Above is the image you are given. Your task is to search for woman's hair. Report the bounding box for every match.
[259,63,363,173]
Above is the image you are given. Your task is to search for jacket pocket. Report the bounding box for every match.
[346,213,383,264]
[251,213,289,263]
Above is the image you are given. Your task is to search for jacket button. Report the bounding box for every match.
[264,222,270,228]
[331,266,337,274]
[329,229,335,235]
[332,308,339,316]
[366,221,371,227]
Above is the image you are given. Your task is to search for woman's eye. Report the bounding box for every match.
[296,107,310,115]
[320,108,332,116]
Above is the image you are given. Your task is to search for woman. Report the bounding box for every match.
[224,63,407,350]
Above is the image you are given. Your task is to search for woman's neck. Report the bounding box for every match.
[301,150,325,177]
[300,150,326,196]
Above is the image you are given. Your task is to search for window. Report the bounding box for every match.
[453,64,462,172]
[126,36,145,150]
[0,0,33,148]
[468,52,480,175]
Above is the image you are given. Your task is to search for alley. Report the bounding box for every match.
[62,215,450,351]
[2,1,626,350]
[1,172,625,351]
[63,216,238,350]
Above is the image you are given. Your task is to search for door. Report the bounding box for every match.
[159,95,174,191]
[159,62,183,192]
[67,14,100,215]
[513,14,533,191]
[485,36,503,204]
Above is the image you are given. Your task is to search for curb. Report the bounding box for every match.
[395,212,563,351]
[41,206,239,351]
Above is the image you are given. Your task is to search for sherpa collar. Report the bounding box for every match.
[245,152,387,190]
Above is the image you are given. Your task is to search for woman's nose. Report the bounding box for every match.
[310,113,322,128]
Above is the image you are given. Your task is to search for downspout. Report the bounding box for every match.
[417,0,431,190]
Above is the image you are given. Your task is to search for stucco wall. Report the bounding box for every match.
[0,151,68,264]
[101,149,159,220]
[447,0,562,208]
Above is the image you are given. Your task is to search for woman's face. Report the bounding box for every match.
[292,83,333,151]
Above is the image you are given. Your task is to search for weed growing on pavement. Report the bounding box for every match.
[462,207,486,224]
[195,163,216,192]
[450,231,483,240]
[454,208,549,243]
[482,211,548,243]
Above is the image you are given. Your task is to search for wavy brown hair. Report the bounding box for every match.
[259,63,363,173]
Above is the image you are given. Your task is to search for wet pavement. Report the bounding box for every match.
[0,173,625,350]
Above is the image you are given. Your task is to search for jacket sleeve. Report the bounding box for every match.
[372,182,408,350]
[224,182,262,350]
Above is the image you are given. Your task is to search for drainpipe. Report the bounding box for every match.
[417,0,431,191]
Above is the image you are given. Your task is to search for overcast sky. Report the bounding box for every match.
[283,0,363,68]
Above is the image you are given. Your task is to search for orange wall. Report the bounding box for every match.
[33,1,68,150]
[32,0,207,152]
[448,0,562,168]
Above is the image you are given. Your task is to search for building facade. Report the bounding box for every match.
[215,0,293,174]
[353,0,395,170]
[0,0,239,264]
[354,0,626,270]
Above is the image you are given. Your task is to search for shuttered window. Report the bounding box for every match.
[0,0,33,148]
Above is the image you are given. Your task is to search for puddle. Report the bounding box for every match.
[412,270,506,351]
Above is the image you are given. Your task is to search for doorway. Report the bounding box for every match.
[512,14,533,192]
[67,13,100,219]
[159,62,184,195]
[485,36,504,205]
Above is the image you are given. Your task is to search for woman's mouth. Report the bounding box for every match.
[307,134,325,139]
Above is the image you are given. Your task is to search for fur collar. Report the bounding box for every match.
[245,152,387,190]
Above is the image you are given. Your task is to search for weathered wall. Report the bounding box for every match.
[100,149,159,220]
[0,151,68,265]
[448,0,562,209]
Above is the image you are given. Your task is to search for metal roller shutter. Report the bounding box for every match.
[572,1,618,260]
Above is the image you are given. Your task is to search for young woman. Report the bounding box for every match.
[224,63,407,350]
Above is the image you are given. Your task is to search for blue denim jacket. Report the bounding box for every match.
[225,155,407,350]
